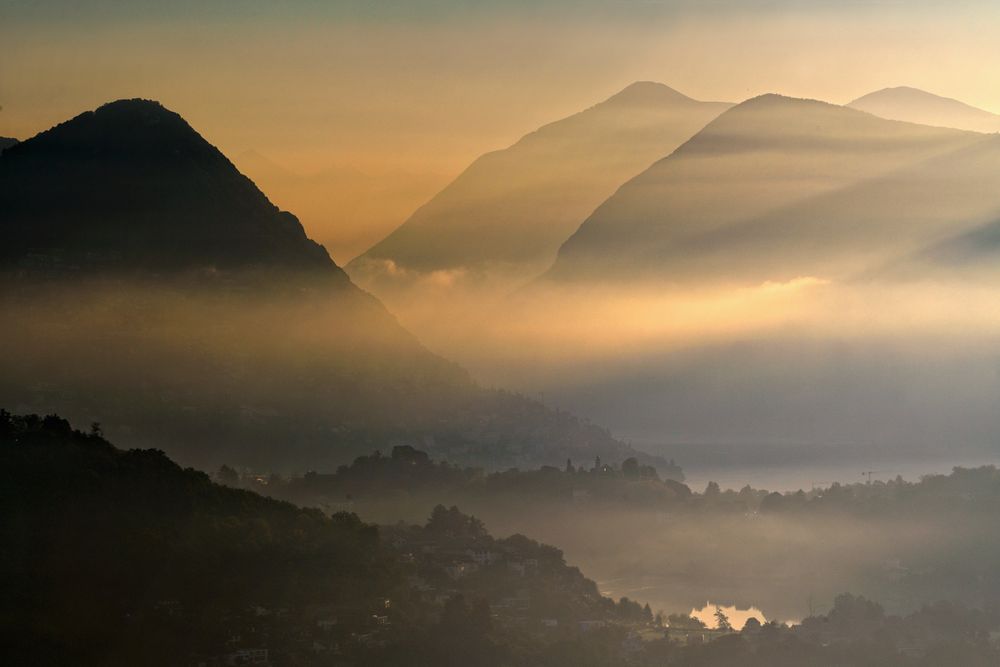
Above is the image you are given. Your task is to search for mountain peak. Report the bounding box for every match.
[0,99,340,276]
[603,81,696,106]
[96,97,172,114]
[17,98,214,160]
[734,93,828,110]
[848,87,1000,133]
[851,86,956,105]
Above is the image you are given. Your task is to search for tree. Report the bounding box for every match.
[828,593,884,634]
[622,457,640,479]
[441,594,492,638]
[426,505,486,539]
[216,464,239,486]
[714,606,732,632]
[667,613,706,630]
[391,445,429,466]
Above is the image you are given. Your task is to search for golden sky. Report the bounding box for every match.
[4,1,1000,259]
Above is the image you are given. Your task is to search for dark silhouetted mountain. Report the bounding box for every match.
[348,82,731,295]
[0,137,17,153]
[849,86,1000,134]
[0,99,337,276]
[0,100,660,475]
[542,94,990,285]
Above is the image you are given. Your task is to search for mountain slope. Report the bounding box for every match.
[233,149,446,264]
[348,82,731,294]
[0,100,336,275]
[0,100,660,473]
[0,137,17,153]
[542,94,987,285]
[849,86,1000,133]
[2,412,658,666]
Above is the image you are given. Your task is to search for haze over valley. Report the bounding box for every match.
[6,1,1000,664]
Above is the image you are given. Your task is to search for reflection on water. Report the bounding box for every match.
[690,602,766,631]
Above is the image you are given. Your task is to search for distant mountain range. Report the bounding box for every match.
[0,99,662,473]
[348,82,731,295]
[541,94,999,285]
[849,86,1000,134]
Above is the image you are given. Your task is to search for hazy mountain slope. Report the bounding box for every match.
[849,86,1000,133]
[543,94,984,284]
[903,219,1000,277]
[233,149,446,264]
[348,82,731,293]
[0,100,659,473]
[876,198,1000,281]
[611,132,1000,285]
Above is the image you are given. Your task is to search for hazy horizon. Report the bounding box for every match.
[6,0,1000,262]
[7,4,1000,663]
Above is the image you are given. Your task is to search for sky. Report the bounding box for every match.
[4,0,1000,257]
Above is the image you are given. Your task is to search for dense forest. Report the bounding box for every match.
[0,411,669,666]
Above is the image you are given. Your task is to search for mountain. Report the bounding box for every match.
[848,86,1000,133]
[0,137,17,153]
[0,100,662,473]
[0,100,336,275]
[1,411,658,666]
[542,94,990,285]
[348,82,731,295]
[233,149,446,264]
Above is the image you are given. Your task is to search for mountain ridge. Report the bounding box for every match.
[0,98,339,277]
[848,86,1000,134]
[348,82,732,296]
[541,93,987,284]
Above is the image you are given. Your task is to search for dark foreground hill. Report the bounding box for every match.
[0,412,660,666]
[4,412,998,667]
[0,100,659,473]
